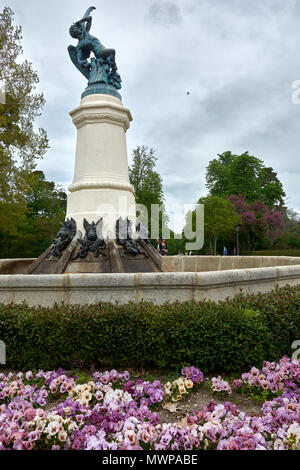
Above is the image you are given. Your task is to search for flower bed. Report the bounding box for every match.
[0,356,299,450]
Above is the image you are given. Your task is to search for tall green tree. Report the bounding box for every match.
[258,166,286,209]
[0,171,67,258]
[272,210,300,250]
[0,7,48,236]
[129,146,167,235]
[197,195,241,255]
[129,146,164,208]
[206,151,285,208]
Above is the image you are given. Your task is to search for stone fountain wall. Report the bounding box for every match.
[1,256,300,306]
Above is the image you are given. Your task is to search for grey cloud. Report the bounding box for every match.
[146,2,182,27]
[4,0,300,232]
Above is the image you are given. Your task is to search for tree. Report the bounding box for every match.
[129,146,167,235]
[129,146,164,208]
[196,196,241,255]
[258,167,286,209]
[0,171,67,258]
[206,151,285,207]
[0,7,48,236]
[272,210,300,250]
[228,195,285,252]
[166,230,186,255]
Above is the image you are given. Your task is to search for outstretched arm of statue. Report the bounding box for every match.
[83,7,96,18]
[79,6,96,32]
[77,16,92,32]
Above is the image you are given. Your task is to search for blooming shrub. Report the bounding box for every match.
[0,357,299,450]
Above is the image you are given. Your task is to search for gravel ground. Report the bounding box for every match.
[159,384,262,425]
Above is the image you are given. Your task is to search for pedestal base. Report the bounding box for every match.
[67,188,136,239]
[27,238,162,275]
[27,93,157,275]
[66,93,135,238]
[82,83,121,100]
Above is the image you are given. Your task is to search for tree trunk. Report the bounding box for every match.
[247,233,251,251]
[214,237,217,256]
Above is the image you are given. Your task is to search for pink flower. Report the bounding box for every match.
[24,407,36,421]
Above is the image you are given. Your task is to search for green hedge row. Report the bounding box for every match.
[0,285,299,372]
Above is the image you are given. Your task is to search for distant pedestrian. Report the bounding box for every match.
[188,251,193,256]
[233,247,237,256]
[160,239,168,256]
[223,246,228,256]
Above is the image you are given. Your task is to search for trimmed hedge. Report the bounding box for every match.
[0,285,299,372]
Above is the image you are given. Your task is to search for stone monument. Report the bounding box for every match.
[27,7,162,274]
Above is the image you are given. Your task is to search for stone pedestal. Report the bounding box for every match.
[66,94,136,238]
[26,93,163,275]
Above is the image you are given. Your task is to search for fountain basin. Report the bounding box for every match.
[1,256,300,306]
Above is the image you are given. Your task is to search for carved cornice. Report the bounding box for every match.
[72,112,131,131]
[68,180,134,194]
[70,102,132,131]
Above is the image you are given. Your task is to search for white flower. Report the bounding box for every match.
[80,399,89,407]
[115,390,123,399]
[37,422,46,432]
[176,378,185,387]
[46,421,61,436]
[95,390,103,400]
[185,379,193,389]
[211,404,226,419]
[273,438,285,450]
[287,423,300,444]
[82,392,92,402]
[58,430,67,442]
[125,430,136,445]
[123,391,134,404]
[68,422,78,433]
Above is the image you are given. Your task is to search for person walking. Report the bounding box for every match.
[223,246,228,256]
[160,239,168,256]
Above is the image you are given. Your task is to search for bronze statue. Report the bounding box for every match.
[46,218,77,259]
[73,218,107,259]
[68,7,121,92]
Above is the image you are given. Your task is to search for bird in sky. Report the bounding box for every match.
[186,91,191,95]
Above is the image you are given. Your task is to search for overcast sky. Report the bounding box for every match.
[4,0,300,231]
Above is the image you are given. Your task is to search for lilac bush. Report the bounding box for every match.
[0,357,299,450]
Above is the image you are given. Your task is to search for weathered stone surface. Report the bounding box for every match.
[161,256,300,272]
[2,255,300,275]
[67,94,135,238]
[1,264,300,306]
[0,259,35,275]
